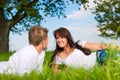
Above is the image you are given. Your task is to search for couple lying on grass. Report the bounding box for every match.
[0,26,119,75]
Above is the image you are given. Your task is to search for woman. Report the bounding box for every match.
[51,27,107,71]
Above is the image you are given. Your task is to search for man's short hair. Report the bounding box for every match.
[28,26,48,46]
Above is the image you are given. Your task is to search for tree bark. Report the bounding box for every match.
[0,26,9,53]
[0,8,10,53]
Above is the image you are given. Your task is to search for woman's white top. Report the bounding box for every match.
[0,45,45,75]
[53,41,97,69]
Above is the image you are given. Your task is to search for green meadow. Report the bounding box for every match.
[0,46,120,80]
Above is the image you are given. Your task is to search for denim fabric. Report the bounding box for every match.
[96,50,108,65]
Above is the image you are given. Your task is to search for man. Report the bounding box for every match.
[0,26,48,75]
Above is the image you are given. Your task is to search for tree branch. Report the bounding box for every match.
[9,0,38,28]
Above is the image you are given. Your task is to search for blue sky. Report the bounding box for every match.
[9,1,120,51]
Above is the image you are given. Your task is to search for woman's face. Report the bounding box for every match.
[55,34,68,48]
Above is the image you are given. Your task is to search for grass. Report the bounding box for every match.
[0,47,120,80]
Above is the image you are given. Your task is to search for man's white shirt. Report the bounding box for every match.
[0,45,45,75]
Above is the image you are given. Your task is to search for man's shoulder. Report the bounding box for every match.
[19,45,31,51]
[15,45,33,54]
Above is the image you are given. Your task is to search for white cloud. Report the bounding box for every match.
[66,0,96,19]
[67,8,91,19]
[64,23,100,36]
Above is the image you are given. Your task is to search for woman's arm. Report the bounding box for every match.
[82,42,107,51]
[118,47,120,50]
[51,63,61,72]
[77,40,120,51]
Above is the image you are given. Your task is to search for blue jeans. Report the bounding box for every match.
[96,50,108,65]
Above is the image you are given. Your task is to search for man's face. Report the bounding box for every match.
[42,37,48,50]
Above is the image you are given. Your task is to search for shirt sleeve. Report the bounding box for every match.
[0,61,9,73]
[77,40,87,48]
[8,50,34,75]
[18,55,33,75]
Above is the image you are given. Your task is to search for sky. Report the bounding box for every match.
[9,0,120,51]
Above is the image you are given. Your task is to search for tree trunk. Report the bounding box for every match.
[0,8,10,53]
[0,26,9,53]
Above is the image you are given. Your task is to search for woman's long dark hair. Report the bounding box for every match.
[51,27,91,62]
[75,40,91,55]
